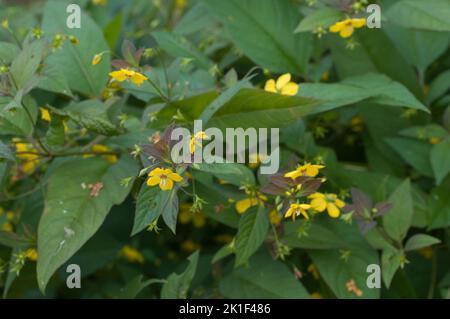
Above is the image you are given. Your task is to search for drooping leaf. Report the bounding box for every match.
[205,0,312,75]
[37,156,138,293]
[235,205,269,267]
[161,251,199,299]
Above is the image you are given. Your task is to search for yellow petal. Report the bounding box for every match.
[109,70,127,82]
[284,207,294,218]
[149,167,164,177]
[147,176,160,186]
[335,198,345,208]
[131,72,148,86]
[160,178,173,191]
[329,22,343,33]
[351,18,366,28]
[308,192,325,199]
[340,26,354,38]
[264,79,276,93]
[285,169,301,179]
[40,108,51,122]
[235,198,257,214]
[276,73,292,91]
[168,172,183,182]
[327,203,340,218]
[189,137,196,154]
[281,82,299,96]
[310,198,327,212]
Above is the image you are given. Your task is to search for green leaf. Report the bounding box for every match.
[104,13,122,49]
[44,113,66,148]
[328,29,422,97]
[206,0,312,74]
[384,25,450,72]
[0,95,38,137]
[427,70,450,104]
[0,140,15,162]
[220,252,309,298]
[194,160,255,186]
[381,248,402,288]
[37,156,138,293]
[430,140,450,185]
[10,40,44,90]
[42,0,110,96]
[174,2,217,35]
[404,234,441,251]
[310,247,380,298]
[386,0,450,32]
[161,251,199,299]
[295,8,344,33]
[161,189,179,234]
[117,275,165,299]
[50,100,119,136]
[383,179,413,242]
[212,243,234,264]
[199,78,252,124]
[429,184,450,229]
[235,205,269,267]
[152,31,212,70]
[386,138,433,176]
[37,63,73,97]
[132,184,160,235]
[300,73,428,114]
[0,231,34,248]
[0,42,20,64]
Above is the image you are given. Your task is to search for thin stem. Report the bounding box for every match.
[145,77,170,103]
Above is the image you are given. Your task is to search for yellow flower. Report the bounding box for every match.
[92,0,107,5]
[178,203,192,224]
[109,69,148,86]
[248,153,268,169]
[192,213,206,228]
[2,222,13,233]
[90,144,118,164]
[329,18,366,38]
[1,19,9,29]
[269,210,282,225]
[119,245,144,264]
[235,193,267,214]
[189,131,209,154]
[25,248,38,262]
[175,0,187,10]
[311,292,323,299]
[147,167,183,191]
[285,163,325,179]
[264,73,299,96]
[429,137,440,145]
[6,211,14,221]
[308,192,345,218]
[14,140,40,174]
[284,203,311,220]
[181,240,200,253]
[40,107,51,122]
[307,263,320,280]
[92,53,103,66]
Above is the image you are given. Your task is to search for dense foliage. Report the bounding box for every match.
[0,0,449,299]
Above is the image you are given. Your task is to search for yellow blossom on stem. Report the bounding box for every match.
[40,107,51,122]
[119,245,144,264]
[109,69,148,86]
[147,167,183,191]
[429,137,440,145]
[25,248,38,262]
[189,131,209,154]
[264,73,299,96]
[14,140,40,174]
[308,192,345,218]
[285,163,325,179]
[269,210,282,225]
[92,53,103,66]
[235,193,267,214]
[329,18,366,38]
[284,203,311,220]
